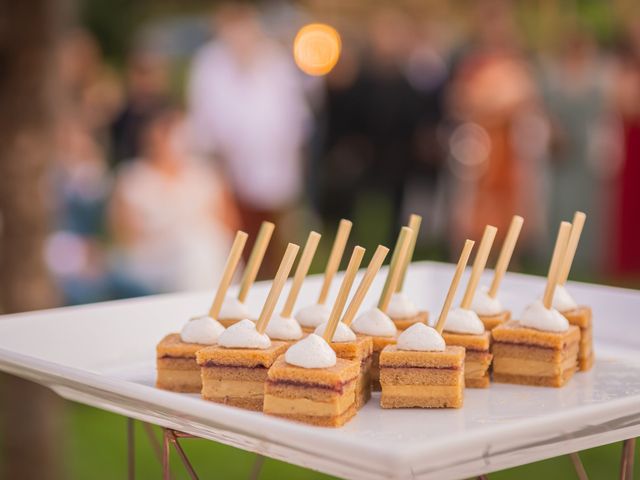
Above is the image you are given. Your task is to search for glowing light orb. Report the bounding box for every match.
[293,23,341,76]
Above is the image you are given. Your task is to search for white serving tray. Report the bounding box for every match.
[0,261,639,480]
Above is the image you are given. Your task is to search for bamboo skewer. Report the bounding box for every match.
[238,222,275,302]
[542,222,572,309]
[378,227,413,312]
[322,246,366,342]
[208,231,249,319]
[435,240,475,334]
[397,214,422,292]
[488,215,524,298]
[557,211,586,285]
[281,231,321,318]
[460,225,498,309]
[255,243,300,334]
[342,245,390,326]
[317,219,352,305]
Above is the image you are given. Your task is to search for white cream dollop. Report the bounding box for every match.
[180,315,225,345]
[285,334,336,368]
[295,303,331,328]
[219,294,252,320]
[265,314,303,341]
[552,284,578,312]
[314,321,357,343]
[470,286,503,316]
[444,307,486,335]
[397,323,445,352]
[351,308,397,337]
[520,299,569,332]
[217,319,271,349]
[387,291,420,318]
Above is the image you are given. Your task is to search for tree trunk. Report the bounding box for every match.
[0,0,66,479]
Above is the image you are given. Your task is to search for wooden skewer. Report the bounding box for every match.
[435,240,475,334]
[317,219,352,305]
[488,215,524,298]
[397,214,422,292]
[208,231,249,319]
[281,231,321,318]
[342,245,390,326]
[255,243,300,334]
[323,246,366,342]
[378,227,413,312]
[557,211,586,285]
[238,221,275,303]
[542,221,571,309]
[460,225,498,309]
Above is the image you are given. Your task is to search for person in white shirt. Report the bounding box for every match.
[187,3,311,275]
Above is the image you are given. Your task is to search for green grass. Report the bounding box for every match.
[64,401,638,479]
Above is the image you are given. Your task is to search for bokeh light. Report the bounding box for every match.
[293,23,341,76]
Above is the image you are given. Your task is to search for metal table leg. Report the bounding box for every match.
[620,438,636,480]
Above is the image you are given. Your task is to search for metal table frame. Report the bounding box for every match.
[126,418,636,480]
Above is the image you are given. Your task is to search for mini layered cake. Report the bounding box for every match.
[387,292,429,331]
[442,308,492,388]
[264,334,360,427]
[296,303,331,334]
[265,313,304,346]
[492,300,580,387]
[380,323,465,408]
[553,285,593,371]
[351,308,397,391]
[315,321,373,408]
[471,287,510,331]
[197,319,288,410]
[156,315,225,392]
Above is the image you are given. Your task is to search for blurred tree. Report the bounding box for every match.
[0,0,66,479]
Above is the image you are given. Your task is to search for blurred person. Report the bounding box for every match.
[611,19,640,278]
[187,3,311,274]
[540,29,613,276]
[447,0,548,258]
[110,50,171,167]
[109,105,239,296]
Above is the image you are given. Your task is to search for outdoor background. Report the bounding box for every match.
[1,0,640,478]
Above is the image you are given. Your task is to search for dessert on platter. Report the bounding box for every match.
[553,211,593,371]
[471,215,523,331]
[386,215,428,331]
[296,219,352,332]
[442,225,497,388]
[219,221,274,327]
[265,248,364,427]
[263,335,360,427]
[314,245,380,408]
[493,222,580,387]
[197,243,299,410]
[380,239,474,408]
[265,231,321,344]
[156,231,247,392]
[351,227,413,391]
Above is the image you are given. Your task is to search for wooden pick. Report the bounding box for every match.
[208,231,249,318]
[488,215,524,298]
[460,225,498,309]
[397,214,422,292]
[317,219,352,304]
[542,221,571,309]
[238,221,275,302]
[557,211,586,285]
[435,240,475,334]
[281,231,321,318]
[323,246,366,342]
[341,245,389,326]
[378,227,413,312]
[255,243,300,334]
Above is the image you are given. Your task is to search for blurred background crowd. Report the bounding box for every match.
[27,0,640,309]
[1,0,640,478]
